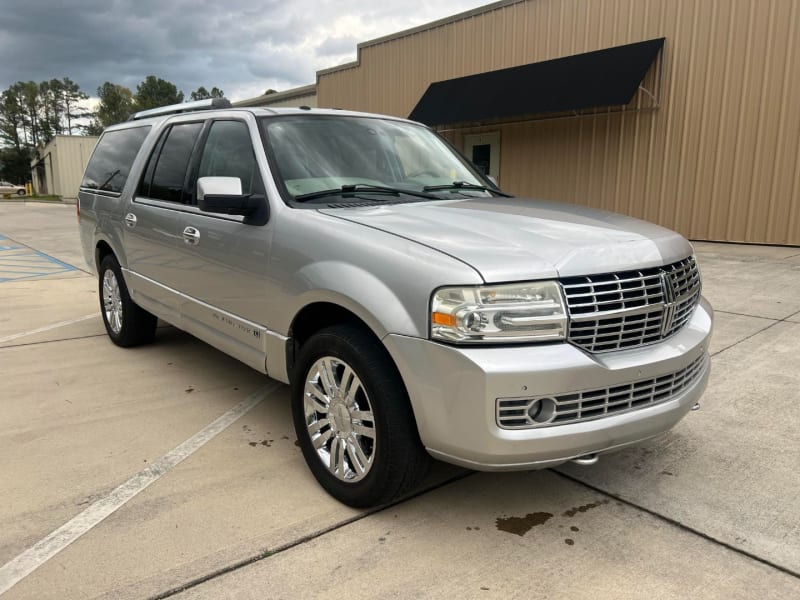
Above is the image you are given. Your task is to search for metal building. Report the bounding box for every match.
[30,135,99,200]
[234,84,318,109]
[315,0,800,246]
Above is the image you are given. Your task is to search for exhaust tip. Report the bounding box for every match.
[571,453,599,466]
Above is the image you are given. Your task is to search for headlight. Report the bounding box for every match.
[431,281,567,343]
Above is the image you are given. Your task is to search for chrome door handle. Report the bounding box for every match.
[182,226,200,245]
[124,213,137,228]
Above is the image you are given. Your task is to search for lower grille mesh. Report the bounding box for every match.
[496,354,708,429]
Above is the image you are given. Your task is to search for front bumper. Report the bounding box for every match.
[383,296,713,470]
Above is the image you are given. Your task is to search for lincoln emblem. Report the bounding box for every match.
[660,271,678,335]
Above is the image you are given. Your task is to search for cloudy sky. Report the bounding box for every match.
[1,0,491,102]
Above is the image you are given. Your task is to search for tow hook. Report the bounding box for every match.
[571,453,599,466]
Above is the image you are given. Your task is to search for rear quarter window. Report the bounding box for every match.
[81,126,151,194]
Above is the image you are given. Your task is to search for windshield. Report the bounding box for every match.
[260,115,493,203]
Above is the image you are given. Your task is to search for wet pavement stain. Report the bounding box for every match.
[249,439,273,447]
[495,512,553,536]
[562,499,610,517]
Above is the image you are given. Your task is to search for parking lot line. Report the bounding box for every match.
[0,381,282,596]
[0,233,78,282]
[0,314,98,344]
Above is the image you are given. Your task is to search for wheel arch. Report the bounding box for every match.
[95,239,115,272]
[286,301,382,378]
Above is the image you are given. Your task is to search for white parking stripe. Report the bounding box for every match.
[0,381,282,595]
[0,314,97,344]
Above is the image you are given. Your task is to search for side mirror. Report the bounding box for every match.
[197,176,259,217]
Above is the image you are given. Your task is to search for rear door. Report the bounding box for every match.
[124,120,204,321]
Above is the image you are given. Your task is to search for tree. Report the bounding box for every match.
[263,88,278,95]
[0,145,33,184]
[61,77,90,135]
[0,76,93,186]
[134,75,184,111]
[0,85,26,151]
[93,82,134,129]
[1,77,92,147]
[84,121,105,136]
[190,86,225,101]
[38,78,66,144]
[20,81,42,147]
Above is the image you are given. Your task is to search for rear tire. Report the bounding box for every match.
[16,189,25,196]
[292,324,430,507]
[98,254,157,347]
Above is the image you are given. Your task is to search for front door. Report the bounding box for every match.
[169,119,273,371]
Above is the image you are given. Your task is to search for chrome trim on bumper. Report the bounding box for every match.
[383,296,713,471]
[497,353,708,429]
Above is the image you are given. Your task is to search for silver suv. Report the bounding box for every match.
[78,99,712,507]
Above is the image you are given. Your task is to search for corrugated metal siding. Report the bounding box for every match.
[258,93,318,108]
[318,0,800,245]
[50,136,98,198]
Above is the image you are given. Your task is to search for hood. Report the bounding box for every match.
[319,197,693,282]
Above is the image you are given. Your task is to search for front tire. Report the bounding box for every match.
[16,189,25,196]
[98,254,157,347]
[292,324,430,507]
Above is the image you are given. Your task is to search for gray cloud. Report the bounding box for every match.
[315,36,360,58]
[0,0,488,101]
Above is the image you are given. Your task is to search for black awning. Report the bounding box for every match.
[409,38,664,127]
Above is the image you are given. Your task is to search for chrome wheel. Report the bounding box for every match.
[303,356,376,482]
[102,269,123,334]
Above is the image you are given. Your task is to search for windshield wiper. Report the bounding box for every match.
[294,184,439,203]
[423,181,513,197]
[98,169,121,191]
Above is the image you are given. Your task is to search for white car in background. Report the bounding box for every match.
[0,181,26,196]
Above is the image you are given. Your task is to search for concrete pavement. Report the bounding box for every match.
[0,203,798,599]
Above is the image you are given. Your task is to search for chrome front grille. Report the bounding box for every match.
[561,257,701,353]
[496,354,707,429]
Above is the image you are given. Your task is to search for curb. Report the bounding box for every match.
[0,198,76,205]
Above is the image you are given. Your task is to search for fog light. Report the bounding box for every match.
[527,397,557,424]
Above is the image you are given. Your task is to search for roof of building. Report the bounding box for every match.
[317,0,526,78]
[234,84,317,108]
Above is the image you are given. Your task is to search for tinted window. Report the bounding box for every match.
[197,121,261,195]
[141,123,203,203]
[81,126,151,194]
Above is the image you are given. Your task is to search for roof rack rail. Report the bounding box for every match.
[129,98,233,121]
